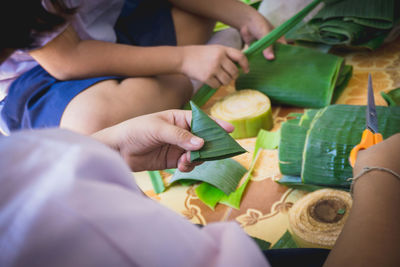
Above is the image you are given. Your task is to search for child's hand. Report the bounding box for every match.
[92,109,234,172]
[180,45,249,89]
[239,15,286,60]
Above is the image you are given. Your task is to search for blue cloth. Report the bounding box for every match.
[1,0,176,131]
[262,248,330,267]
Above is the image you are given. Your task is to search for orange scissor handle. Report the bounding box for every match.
[349,129,383,167]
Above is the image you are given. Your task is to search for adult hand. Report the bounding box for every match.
[92,109,234,172]
[353,133,400,177]
[180,45,249,89]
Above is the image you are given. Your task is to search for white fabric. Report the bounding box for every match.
[258,0,315,28]
[0,0,124,101]
[0,129,270,267]
[0,102,10,135]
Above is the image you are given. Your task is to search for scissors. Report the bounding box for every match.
[349,74,383,167]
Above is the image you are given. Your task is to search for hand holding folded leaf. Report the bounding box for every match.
[92,109,234,172]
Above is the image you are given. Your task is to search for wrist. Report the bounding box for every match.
[352,168,400,199]
[91,125,121,151]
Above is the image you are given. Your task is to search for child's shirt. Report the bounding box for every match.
[0,0,125,101]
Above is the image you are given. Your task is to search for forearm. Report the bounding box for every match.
[324,171,400,266]
[30,26,185,80]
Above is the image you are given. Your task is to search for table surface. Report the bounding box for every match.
[134,37,400,246]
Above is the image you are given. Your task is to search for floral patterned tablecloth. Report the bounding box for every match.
[134,37,400,246]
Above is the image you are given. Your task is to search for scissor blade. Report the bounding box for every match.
[366,74,379,133]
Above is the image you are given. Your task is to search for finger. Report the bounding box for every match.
[212,117,234,133]
[221,59,239,80]
[207,76,222,89]
[216,69,232,86]
[173,110,234,134]
[278,36,287,44]
[263,45,275,60]
[225,48,249,74]
[177,152,203,172]
[157,123,204,152]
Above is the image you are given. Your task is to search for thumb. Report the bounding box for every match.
[158,124,204,151]
[263,46,275,60]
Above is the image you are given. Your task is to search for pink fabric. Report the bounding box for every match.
[0,129,270,267]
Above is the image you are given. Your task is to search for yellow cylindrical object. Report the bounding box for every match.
[288,189,352,249]
[210,90,273,139]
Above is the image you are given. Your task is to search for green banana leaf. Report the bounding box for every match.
[252,237,272,250]
[286,0,399,50]
[381,88,400,106]
[148,171,166,194]
[253,129,280,161]
[170,158,247,195]
[302,105,400,187]
[332,65,353,103]
[236,43,347,108]
[195,182,226,210]
[271,231,299,249]
[186,0,323,108]
[193,129,280,209]
[278,109,320,176]
[190,101,246,162]
[277,175,339,192]
[315,0,395,30]
[279,105,400,189]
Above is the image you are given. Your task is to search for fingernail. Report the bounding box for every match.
[190,137,203,146]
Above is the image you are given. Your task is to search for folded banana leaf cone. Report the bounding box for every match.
[236,43,352,108]
[278,105,400,189]
[286,0,400,50]
[189,101,247,162]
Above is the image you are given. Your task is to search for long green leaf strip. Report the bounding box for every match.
[148,171,166,194]
[170,158,247,195]
[190,101,246,162]
[188,0,323,107]
[279,105,400,188]
[244,0,323,57]
[195,183,226,210]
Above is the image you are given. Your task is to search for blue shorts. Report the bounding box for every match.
[1,0,177,131]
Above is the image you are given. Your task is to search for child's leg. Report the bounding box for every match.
[60,74,192,134]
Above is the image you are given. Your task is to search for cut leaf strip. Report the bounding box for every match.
[170,158,247,195]
[148,171,166,194]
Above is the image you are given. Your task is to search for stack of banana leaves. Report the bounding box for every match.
[286,0,400,50]
[278,104,400,190]
[235,43,353,108]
